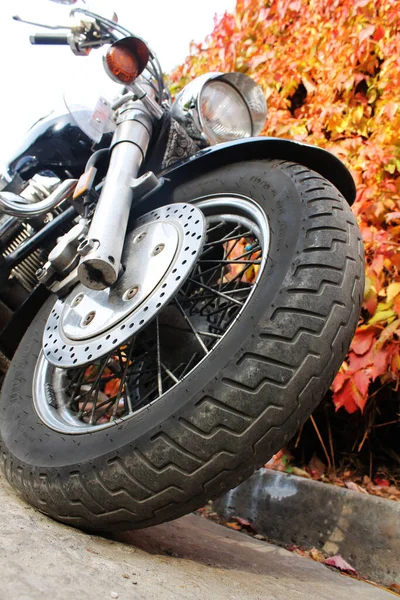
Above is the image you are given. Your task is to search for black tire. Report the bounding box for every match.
[0,160,364,531]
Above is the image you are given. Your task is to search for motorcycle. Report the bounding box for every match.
[0,1,364,531]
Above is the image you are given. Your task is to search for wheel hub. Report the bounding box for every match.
[43,203,205,367]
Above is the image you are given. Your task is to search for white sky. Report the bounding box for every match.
[0,0,235,165]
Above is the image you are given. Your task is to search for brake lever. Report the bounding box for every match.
[13,15,73,30]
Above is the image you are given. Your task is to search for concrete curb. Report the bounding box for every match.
[213,468,400,586]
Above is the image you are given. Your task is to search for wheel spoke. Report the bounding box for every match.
[161,362,179,384]
[41,198,266,432]
[196,330,222,339]
[156,317,163,396]
[220,263,255,291]
[179,352,200,378]
[111,337,136,419]
[81,397,113,418]
[76,356,109,417]
[203,230,253,247]
[198,259,261,265]
[174,297,209,355]
[187,277,244,307]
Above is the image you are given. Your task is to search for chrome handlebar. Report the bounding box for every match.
[14,8,170,102]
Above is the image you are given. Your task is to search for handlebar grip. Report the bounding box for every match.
[30,33,70,45]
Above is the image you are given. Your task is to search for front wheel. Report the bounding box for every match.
[0,160,364,531]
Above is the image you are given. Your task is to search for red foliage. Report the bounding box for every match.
[171,0,400,413]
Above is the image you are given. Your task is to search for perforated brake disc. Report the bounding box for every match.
[43,203,206,368]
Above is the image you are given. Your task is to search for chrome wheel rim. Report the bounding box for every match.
[33,195,270,434]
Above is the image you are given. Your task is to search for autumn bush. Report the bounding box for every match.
[171,0,400,418]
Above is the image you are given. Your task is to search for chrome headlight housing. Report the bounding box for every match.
[171,72,267,146]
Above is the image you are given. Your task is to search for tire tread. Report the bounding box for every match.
[0,159,364,530]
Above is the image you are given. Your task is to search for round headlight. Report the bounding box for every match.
[200,81,252,144]
[171,72,267,147]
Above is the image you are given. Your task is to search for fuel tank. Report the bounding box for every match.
[5,110,111,181]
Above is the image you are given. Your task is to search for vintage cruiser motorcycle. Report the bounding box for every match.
[0,1,364,530]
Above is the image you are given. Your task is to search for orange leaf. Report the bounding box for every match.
[225,522,242,530]
[350,329,376,355]
[333,379,365,414]
[84,365,97,380]
[353,369,371,398]
[373,25,385,41]
[365,295,378,316]
[394,296,400,317]
[370,347,391,380]
[104,378,121,397]
[376,319,400,349]
[332,370,346,393]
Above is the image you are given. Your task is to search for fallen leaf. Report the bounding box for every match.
[264,449,293,472]
[374,477,390,487]
[225,522,242,530]
[344,480,368,494]
[310,548,326,563]
[325,555,357,576]
[291,467,311,478]
[307,455,326,479]
[232,516,253,528]
[294,547,308,557]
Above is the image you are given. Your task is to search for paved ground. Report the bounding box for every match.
[0,477,392,600]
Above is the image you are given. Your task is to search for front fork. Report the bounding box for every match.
[78,92,159,290]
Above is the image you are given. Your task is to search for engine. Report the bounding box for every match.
[0,174,61,312]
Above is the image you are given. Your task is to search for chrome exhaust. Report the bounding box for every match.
[0,179,77,218]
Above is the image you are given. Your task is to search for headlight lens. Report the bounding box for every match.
[170,72,267,147]
[200,81,252,144]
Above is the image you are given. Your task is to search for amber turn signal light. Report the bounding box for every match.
[103,37,150,86]
[106,46,139,84]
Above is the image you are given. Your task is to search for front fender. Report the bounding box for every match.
[158,137,356,205]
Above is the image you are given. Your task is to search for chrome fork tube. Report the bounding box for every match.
[78,104,153,290]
